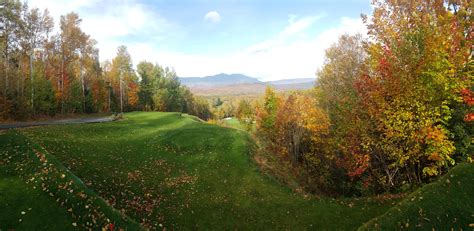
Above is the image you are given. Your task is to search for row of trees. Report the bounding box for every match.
[252,0,472,195]
[136,61,212,120]
[0,0,211,120]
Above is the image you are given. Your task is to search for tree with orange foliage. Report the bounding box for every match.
[275,93,329,164]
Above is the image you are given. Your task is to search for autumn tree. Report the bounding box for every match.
[0,3,206,120]
[22,7,54,112]
[106,46,138,112]
[0,0,24,117]
[275,93,329,164]
[255,90,332,193]
[182,88,212,120]
[316,34,370,188]
[235,99,254,131]
[357,0,473,189]
[255,86,280,142]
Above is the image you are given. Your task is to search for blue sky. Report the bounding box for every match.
[28,0,371,81]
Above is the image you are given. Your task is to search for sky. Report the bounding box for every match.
[27,0,372,81]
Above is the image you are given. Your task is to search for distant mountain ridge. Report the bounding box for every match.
[179,73,261,87]
[179,73,314,87]
[179,73,316,96]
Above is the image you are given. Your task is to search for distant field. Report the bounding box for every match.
[189,82,314,96]
[1,112,471,230]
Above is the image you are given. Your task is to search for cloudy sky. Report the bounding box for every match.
[27,0,371,81]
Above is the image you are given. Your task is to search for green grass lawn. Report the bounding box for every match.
[0,130,141,230]
[10,112,396,229]
[360,163,474,230]
[1,112,471,230]
[222,117,256,132]
[0,131,74,230]
[0,176,75,230]
[222,117,244,130]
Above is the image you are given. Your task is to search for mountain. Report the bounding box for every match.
[179,73,261,87]
[179,73,316,96]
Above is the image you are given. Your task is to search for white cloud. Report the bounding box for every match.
[281,14,323,36]
[80,4,174,61]
[27,0,100,24]
[25,0,367,81]
[245,14,324,55]
[27,0,175,61]
[155,16,366,81]
[204,11,221,23]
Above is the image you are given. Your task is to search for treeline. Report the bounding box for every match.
[0,1,211,120]
[250,0,472,195]
[135,61,212,120]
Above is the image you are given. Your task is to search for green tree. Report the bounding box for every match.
[137,61,162,111]
[256,86,280,141]
[235,99,254,131]
[23,7,54,112]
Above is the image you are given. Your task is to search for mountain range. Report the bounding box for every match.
[178,73,316,96]
[179,73,261,87]
[179,73,315,87]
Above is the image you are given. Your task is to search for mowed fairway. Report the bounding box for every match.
[8,112,397,229]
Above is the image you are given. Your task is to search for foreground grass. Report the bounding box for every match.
[360,163,474,230]
[12,112,397,229]
[0,176,74,230]
[0,131,142,230]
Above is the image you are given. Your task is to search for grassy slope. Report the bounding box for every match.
[0,177,75,230]
[0,131,142,230]
[17,112,397,230]
[222,117,245,130]
[0,131,75,230]
[359,163,474,230]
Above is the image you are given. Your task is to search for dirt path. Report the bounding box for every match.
[0,117,114,130]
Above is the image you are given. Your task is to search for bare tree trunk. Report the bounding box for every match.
[60,52,64,113]
[80,58,85,112]
[20,54,24,99]
[57,56,60,110]
[3,27,9,96]
[120,71,123,113]
[108,84,111,112]
[17,54,21,98]
[43,51,47,80]
[4,55,8,96]
[30,50,34,113]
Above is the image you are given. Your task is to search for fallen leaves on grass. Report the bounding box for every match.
[2,134,137,230]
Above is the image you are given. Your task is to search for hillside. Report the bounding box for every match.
[359,163,474,230]
[1,112,471,230]
[0,131,142,230]
[1,112,398,230]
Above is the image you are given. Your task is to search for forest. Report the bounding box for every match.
[0,1,211,120]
